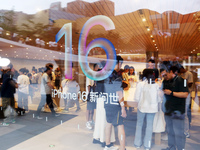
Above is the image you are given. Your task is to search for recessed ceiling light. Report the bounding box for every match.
[147,28,150,31]
[10,45,13,47]
[153,40,155,42]
[142,18,146,22]
[150,35,153,38]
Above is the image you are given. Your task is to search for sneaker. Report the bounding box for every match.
[184,132,190,138]
[161,147,176,150]
[89,120,95,126]
[36,116,43,120]
[104,146,118,150]
[75,108,81,112]
[54,113,60,117]
[1,122,10,126]
[11,119,16,124]
[86,121,92,130]
[93,139,100,144]
[62,109,69,113]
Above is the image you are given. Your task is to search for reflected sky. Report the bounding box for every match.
[1,0,200,15]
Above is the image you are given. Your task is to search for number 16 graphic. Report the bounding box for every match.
[56,23,72,79]
[56,15,116,81]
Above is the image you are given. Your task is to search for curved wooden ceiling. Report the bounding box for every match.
[75,9,200,57]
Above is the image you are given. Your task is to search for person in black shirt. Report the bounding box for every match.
[1,63,18,126]
[162,66,189,150]
[104,55,127,150]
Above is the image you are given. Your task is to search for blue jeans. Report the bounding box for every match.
[134,109,155,149]
[185,94,191,134]
[165,115,186,150]
[18,91,28,111]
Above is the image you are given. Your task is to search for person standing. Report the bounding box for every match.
[124,66,138,112]
[134,69,160,150]
[55,67,61,90]
[17,68,30,112]
[85,64,99,130]
[179,67,193,138]
[104,55,127,150]
[1,64,18,126]
[162,66,189,150]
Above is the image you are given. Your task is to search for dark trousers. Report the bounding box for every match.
[36,94,55,116]
[165,115,186,150]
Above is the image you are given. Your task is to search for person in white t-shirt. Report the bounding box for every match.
[36,65,59,119]
[17,68,30,111]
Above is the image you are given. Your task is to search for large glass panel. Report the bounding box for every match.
[0,0,200,149]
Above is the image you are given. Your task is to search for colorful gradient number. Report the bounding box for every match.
[78,15,116,81]
[56,23,72,79]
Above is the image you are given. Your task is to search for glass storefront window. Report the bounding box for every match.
[0,0,200,149]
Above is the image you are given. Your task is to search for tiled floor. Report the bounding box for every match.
[0,98,200,150]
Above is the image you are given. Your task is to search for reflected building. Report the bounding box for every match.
[65,0,114,17]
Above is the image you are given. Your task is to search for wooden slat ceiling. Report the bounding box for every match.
[71,1,200,57]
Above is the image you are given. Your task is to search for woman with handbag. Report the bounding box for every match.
[134,69,160,150]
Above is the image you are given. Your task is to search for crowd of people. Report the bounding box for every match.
[0,56,199,150]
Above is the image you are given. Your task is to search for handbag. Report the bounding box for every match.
[4,105,17,117]
[153,103,166,132]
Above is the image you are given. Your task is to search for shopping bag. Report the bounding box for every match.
[153,104,166,133]
[4,105,17,117]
